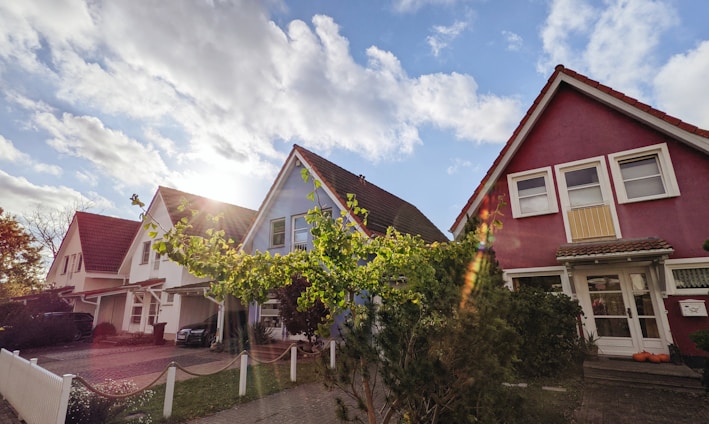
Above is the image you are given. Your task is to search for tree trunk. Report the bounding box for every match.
[360,358,378,424]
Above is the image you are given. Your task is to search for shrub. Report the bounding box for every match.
[508,287,583,378]
[248,322,273,345]
[66,379,154,424]
[93,322,117,339]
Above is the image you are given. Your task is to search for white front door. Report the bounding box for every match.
[576,267,668,356]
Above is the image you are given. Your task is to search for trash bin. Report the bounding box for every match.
[152,322,167,345]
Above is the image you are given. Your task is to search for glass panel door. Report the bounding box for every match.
[581,268,665,356]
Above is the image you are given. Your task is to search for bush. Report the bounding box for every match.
[508,287,583,378]
[66,379,154,424]
[93,322,117,339]
[248,322,273,345]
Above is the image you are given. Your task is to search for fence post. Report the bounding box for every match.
[56,374,74,424]
[290,346,297,382]
[239,354,248,396]
[163,365,176,418]
[330,340,336,369]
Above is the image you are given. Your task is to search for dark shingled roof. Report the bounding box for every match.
[557,237,674,259]
[157,186,257,243]
[295,145,449,244]
[75,212,141,273]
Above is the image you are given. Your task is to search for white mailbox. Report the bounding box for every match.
[679,299,708,317]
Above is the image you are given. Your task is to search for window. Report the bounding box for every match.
[153,251,161,270]
[608,143,680,203]
[163,292,175,304]
[131,294,143,324]
[292,215,308,251]
[270,218,285,247]
[75,253,83,272]
[672,268,709,289]
[666,259,709,294]
[61,256,69,275]
[555,157,620,242]
[507,167,558,218]
[141,241,151,264]
[260,300,281,328]
[565,166,603,207]
[512,275,564,293]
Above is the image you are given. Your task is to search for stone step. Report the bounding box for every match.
[584,359,704,393]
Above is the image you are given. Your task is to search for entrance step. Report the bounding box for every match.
[584,358,704,393]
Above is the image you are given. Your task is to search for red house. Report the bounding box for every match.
[451,65,709,360]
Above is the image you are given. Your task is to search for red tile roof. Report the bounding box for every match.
[75,212,141,273]
[157,186,257,243]
[294,145,449,244]
[450,65,709,235]
[556,237,674,260]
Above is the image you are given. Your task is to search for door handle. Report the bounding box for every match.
[627,308,633,318]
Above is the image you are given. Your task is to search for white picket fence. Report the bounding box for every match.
[1,341,337,422]
[0,348,73,424]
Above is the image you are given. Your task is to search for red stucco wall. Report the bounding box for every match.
[485,83,709,270]
[664,295,709,357]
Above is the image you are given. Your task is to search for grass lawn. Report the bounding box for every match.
[125,360,322,423]
[120,361,584,423]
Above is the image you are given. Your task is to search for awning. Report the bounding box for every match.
[165,281,214,296]
[63,285,130,300]
[557,237,674,263]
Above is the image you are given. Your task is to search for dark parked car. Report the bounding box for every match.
[176,311,247,347]
[40,312,94,341]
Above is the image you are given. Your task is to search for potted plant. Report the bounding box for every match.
[583,331,599,360]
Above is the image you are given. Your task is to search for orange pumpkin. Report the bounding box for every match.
[648,354,662,363]
[632,351,650,362]
[657,353,671,363]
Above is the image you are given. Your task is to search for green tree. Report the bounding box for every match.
[131,176,514,423]
[0,207,44,302]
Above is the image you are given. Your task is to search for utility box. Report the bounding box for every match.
[679,299,708,317]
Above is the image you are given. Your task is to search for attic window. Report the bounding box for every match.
[270,218,285,247]
[608,143,680,203]
[141,241,151,264]
[507,167,558,218]
[75,253,83,272]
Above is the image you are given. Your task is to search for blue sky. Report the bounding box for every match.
[1,0,708,239]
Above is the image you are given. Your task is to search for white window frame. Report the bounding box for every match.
[664,258,709,295]
[162,292,175,305]
[270,218,286,248]
[503,266,573,297]
[555,156,622,243]
[608,143,680,204]
[141,241,151,264]
[75,253,83,272]
[292,214,308,251]
[61,256,69,275]
[507,166,558,218]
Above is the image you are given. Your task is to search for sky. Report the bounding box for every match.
[1,0,708,241]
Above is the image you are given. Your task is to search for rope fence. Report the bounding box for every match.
[70,339,337,419]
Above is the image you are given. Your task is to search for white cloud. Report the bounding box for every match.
[502,30,523,51]
[0,134,62,175]
[0,170,90,216]
[0,0,522,189]
[34,112,171,188]
[654,41,709,129]
[447,158,472,175]
[538,0,677,97]
[393,0,458,13]
[427,20,469,57]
